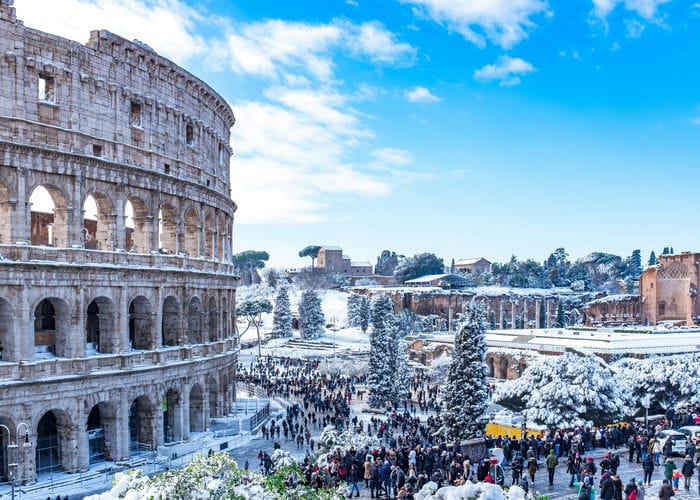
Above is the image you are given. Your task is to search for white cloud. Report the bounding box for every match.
[405,86,442,103]
[371,148,413,166]
[690,117,700,126]
[473,56,536,86]
[591,0,672,20]
[14,0,208,65]
[401,0,549,49]
[225,19,415,81]
[624,18,646,37]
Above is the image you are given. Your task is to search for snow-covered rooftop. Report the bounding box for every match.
[455,257,490,265]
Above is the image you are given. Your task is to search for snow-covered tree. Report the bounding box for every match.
[428,354,452,384]
[555,301,566,327]
[346,293,361,327]
[648,250,658,266]
[494,351,633,427]
[236,297,273,357]
[616,354,700,411]
[298,289,325,340]
[539,300,547,328]
[271,287,292,338]
[367,294,394,408]
[358,295,371,334]
[441,301,489,441]
[488,310,497,330]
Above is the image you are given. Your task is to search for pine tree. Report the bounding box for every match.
[555,301,566,328]
[539,300,547,328]
[367,294,395,408]
[271,287,292,338]
[298,289,325,340]
[628,249,643,278]
[358,295,371,334]
[648,251,658,266]
[346,293,361,327]
[442,301,489,441]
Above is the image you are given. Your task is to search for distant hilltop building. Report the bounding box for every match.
[454,257,491,274]
[640,251,700,326]
[0,0,238,483]
[315,246,373,277]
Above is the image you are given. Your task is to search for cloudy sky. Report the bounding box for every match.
[14,0,700,268]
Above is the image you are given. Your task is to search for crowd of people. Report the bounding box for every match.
[236,355,700,500]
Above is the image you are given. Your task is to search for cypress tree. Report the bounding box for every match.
[359,295,371,334]
[648,251,658,266]
[442,301,489,441]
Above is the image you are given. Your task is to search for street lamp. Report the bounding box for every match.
[0,422,32,500]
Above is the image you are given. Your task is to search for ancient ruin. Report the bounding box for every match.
[0,0,238,482]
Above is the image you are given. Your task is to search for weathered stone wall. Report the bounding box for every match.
[0,0,239,483]
[640,253,700,326]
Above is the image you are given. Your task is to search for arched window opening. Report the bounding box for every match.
[125,197,149,253]
[162,297,180,347]
[29,186,56,246]
[207,297,217,343]
[85,297,117,354]
[183,208,199,257]
[34,298,69,359]
[189,384,204,433]
[208,377,219,419]
[87,405,105,464]
[36,412,62,474]
[129,396,154,456]
[187,297,202,344]
[158,205,177,254]
[163,389,181,444]
[129,296,153,350]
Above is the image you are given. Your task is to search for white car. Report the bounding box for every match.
[656,430,687,456]
[678,426,700,444]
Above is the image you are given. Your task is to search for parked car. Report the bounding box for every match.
[678,426,700,443]
[657,429,687,456]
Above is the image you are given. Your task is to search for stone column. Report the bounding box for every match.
[115,395,130,461]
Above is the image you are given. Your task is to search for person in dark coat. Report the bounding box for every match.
[658,478,675,500]
[600,473,616,500]
[642,452,655,485]
[680,455,694,491]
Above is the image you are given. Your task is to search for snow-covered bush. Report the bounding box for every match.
[428,353,452,384]
[495,351,633,427]
[414,481,527,500]
[315,425,380,468]
[85,453,343,500]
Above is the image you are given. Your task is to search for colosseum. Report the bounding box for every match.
[0,0,239,484]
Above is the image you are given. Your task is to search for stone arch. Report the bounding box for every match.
[183,207,199,257]
[35,409,72,475]
[86,401,118,463]
[203,211,215,258]
[82,191,114,251]
[498,357,509,379]
[129,296,153,350]
[189,383,205,433]
[85,296,118,354]
[0,180,12,244]
[0,298,14,362]
[158,203,177,254]
[29,184,68,247]
[163,388,182,443]
[207,296,217,342]
[487,357,495,378]
[0,414,14,482]
[129,395,155,455]
[161,296,180,347]
[207,376,219,418]
[187,296,202,344]
[125,196,150,253]
[33,297,70,358]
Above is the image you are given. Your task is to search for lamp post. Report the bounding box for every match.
[0,422,31,500]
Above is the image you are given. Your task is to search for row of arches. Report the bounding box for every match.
[0,181,233,260]
[0,292,233,362]
[0,377,232,481]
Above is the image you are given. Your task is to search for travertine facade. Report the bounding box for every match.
[0,0,238,482]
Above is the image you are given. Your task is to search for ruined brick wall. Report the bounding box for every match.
[640,253,700,326]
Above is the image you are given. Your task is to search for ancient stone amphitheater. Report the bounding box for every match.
[0,0,239,482]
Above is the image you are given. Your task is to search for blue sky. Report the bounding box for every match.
[15,0,700,268]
